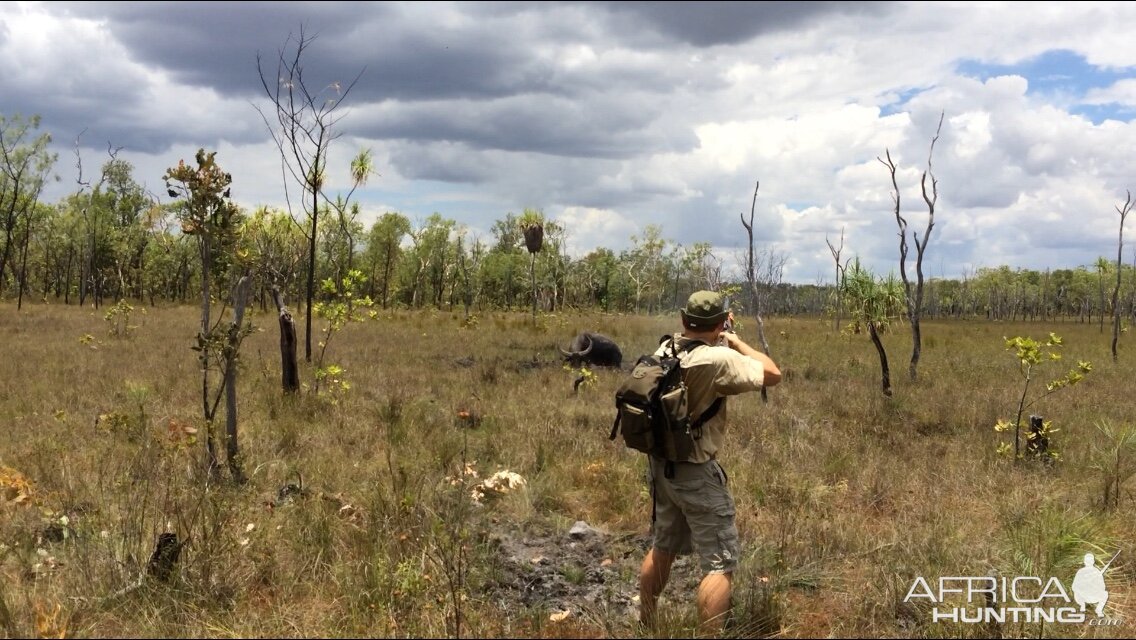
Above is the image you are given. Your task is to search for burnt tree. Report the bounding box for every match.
[1112,191,1132,363]
[271,285,300,393]
[826,226,847,333]
[880,111,942,382]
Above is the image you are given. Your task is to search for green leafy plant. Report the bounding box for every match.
[103,299,137,338]
[564,364,597,393]
[312,269,374,396]
[993,333,1092,461]
[839,258,906,396]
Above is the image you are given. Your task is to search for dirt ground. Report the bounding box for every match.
[483,519,706,632]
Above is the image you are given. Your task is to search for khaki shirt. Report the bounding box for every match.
[653,334,765,463]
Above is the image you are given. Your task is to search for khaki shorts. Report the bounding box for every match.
[647,456,739,574]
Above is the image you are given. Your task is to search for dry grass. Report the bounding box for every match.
[2,303,1135,638]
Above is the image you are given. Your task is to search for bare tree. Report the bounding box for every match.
[256,26,365,363]
[826,226,847,332]
[740,180,783,402]
[1112,191,1133,362]
[880,111,943,382]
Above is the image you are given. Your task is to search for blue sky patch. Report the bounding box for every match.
[956,49,1136,123]
[879,86,924,117]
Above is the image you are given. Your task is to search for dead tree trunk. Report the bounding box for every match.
[147,532,183,582]
[868,321,892,397]
[1112,191,1132,363]
[15,211,31,311]
[1026,414,1049,461]
[827,228,846,332]
[272,286,300,393]
[740,180,773,402]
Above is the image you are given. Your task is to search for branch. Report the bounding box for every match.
[73,128,90,192]
[917,111,943,257]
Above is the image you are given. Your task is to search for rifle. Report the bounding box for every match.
[1100,550,1121,574]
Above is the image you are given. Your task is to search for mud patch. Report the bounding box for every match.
[482,519,704,624]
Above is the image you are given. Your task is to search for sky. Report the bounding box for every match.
[3,1,1136,285]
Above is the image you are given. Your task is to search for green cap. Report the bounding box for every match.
[681,290,729,328]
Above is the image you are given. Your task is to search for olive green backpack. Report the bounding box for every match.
[610,337,722,477]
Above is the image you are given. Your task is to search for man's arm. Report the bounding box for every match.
[722,332,782,387]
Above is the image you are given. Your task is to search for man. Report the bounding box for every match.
[638,290,781,632]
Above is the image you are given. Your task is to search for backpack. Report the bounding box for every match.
[610,336,723,477]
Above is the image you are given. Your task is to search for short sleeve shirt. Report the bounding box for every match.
[653,334,765,463]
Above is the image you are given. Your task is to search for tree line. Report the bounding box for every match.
[2,115,1136,327]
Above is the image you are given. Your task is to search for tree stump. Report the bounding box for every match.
[1026,415,1049,460]
[148,532,183,582]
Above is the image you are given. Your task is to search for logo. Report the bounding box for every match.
[904,550,1121,626]
[1072,552,1112,618]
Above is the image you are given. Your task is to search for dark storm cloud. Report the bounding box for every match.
[43,0,771,104]
[32,1,732,160]
[356,92,699,161]
[49,2,535,103]
[51,1,371,98]
[386,142,498,184]
[49,2,600,102]
[384,139,686,210]
[594,1,894,47]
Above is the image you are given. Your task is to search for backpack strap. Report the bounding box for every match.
[672,338,720,439]
[676,336,709,355]
[690,397,723,439]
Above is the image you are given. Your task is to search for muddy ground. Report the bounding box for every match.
[482,519,706,634]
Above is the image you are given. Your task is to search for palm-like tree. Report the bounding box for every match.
[518,209,544,325]
[841,258,906,396]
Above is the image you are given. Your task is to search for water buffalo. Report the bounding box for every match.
[560,332,623,369]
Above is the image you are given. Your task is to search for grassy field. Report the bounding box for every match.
[2,302,1135,638]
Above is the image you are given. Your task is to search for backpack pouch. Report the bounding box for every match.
[618,402,655,454]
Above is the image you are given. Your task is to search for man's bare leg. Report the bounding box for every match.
[697,571,733,633]
[639,547,677,626]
